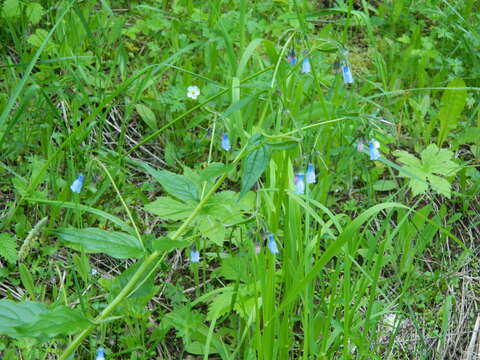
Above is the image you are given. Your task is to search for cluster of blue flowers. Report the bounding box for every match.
[294,162,316,195]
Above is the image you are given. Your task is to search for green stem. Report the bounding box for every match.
[59,141,250,359]
[59,251,160,360]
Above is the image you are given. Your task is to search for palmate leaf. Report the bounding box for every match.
[0,300,90,341]
[394,144,460,198]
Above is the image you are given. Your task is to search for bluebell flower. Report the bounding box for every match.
[357,139,364,152]
[70,174,84,193]
[287,50,296,65]
[221,133,231,151]
[190,245,200,263]
[301,58,311,74]
[255,242,261,254]
[96,347,105,360]
[267,234,279,254]
[306,163,316,184]
[295,173,305,194]
[368,140,381,160]
[342,64,354,84]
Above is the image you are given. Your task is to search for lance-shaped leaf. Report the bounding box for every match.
[240,134,271,199]
[55,228,145,259]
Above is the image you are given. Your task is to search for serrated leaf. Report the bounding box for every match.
[55,228,145,259]
[394,144,460,198]
[135,104,157,130]
[0,300,90,340]
[146,169,199,202]
[240,135,271,199]
[145,196,194,220]
[207,291,233,321]
[437,78,467,146]
[2,0,20,18]
[197,216,225,246]
[27,29,48,48]
[26,2,43,24]
[0,233,17,264]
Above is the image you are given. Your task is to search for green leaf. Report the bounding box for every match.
[135,104,157,130]
[394,144,460,198]
[19,263,35,298]
[16,306,91,339]
[152,237,190,252]
[27,29,48,48]
[2,0,20,18]
[0,300,47,338]
[26,2,43,24]
[373,180,397,192]
[145,196,194,221]
[0,233,17,264]
[55,228,145,259]
[240,135,271,199]
[146,169,199,202]
[437,78,467,146]
[0,300,90,340]
[199,162,232,182]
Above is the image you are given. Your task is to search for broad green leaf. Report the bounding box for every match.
[26,2,43,24]
[437,78,467,146]
[55,228,145,259]
[0,233,17,264]
[145,196,194,221]
[240,135,271,199]
[2,0,20,18]
[16,306,90,339]
[0,300,47,338]
[135,104,157,130]
[146,169,199,202]
[152,237,190,252]
[0,300,90,340]
[199,162,232,182]
[197,216,225,246]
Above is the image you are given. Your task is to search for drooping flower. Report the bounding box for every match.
[187,85,200,100]
[91,268,98,276]
[70,174,84,193]
[333,58,341,73]
[190,245,200,263]
[368,140,381,160]
[301,57,311,74]
[295,173,305,194]
[306,163,316,184]
[221,133,231,151]
[342,64,354,84]
[255,242,261,254]
[96,347,105,360]
[267,234,279,254]
[357,139,364,152]
[287,49,296,65]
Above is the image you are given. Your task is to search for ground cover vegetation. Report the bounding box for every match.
[0,0,479,358]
